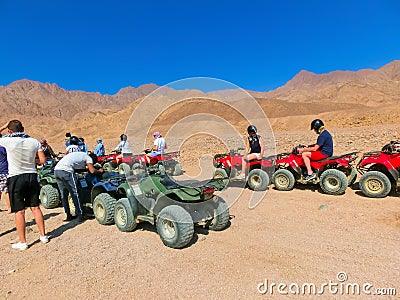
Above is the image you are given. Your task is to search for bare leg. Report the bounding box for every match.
[4,192,11,212]
[302,152,313,175]
[240,153,258,175]
[14,210,26,243]
[30,206,46,236]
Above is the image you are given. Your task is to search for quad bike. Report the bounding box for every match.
[91,165,229,249]
[212,148,275,191]
[38,155,122,214]
[356,141,400,198]
[129,150,183,177]
[272,145,358,195]
[97,152,120,172]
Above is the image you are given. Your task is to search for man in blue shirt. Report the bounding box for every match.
[94,138,105,156]
[298,119,333,181]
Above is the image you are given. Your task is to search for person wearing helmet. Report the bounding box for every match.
[114,134,132,156]
[298,119,333,181]
[65,136,81,154]
[40,138,57,160]
[94,138,105,156]
[149,131,167,157]
[237,125,265,180]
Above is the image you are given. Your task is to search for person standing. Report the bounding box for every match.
[65,136,81,154]
[54,152,103,222]
[94,138,105,156]
[78,137,88,154]
[40,138,57,160]
[0,145,10,212]
[0,120,48,250]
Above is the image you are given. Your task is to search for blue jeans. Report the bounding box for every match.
[54,170,83,216]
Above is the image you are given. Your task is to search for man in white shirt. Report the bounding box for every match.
[150,131,167,156]
[0,120,49,251]
[54,152,103,222]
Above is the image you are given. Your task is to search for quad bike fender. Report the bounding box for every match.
[364,163,399,182]
[153,195,217,224]
[39,177,57,186]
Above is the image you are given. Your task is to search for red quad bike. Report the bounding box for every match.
[97,152,120,171]
[213,148,276,191]
[357,141,400,198]
[272,145,358,195]
[129,150,183,176]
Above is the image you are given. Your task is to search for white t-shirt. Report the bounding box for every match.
[0,136,42,177]
[55,152,93,173]
[114,141,132,154]
[153,137,167,155]
[66,145,80,153]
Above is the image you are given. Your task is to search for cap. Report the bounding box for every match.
[96,138,102,141]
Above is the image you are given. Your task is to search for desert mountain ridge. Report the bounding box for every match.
[0,60,399,150]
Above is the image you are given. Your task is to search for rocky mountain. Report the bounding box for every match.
[0,60,399,151]
[252,60,400,106]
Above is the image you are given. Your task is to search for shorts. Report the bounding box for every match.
[310,151,329,160]
[7,173,40,213]
[254,153,261,159]
[0,173,8,192]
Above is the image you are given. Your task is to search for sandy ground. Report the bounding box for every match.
[0,126,399,299]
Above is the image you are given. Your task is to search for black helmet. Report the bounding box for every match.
[247,125,257,134]
[311,119,324,131]
[120,134,127,141]
[69,136,79,145]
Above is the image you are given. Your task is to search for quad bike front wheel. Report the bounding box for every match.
[213,168,229,187]
[319,169,348,195]
[207,197,230,231]
[39,184,60,209]
[247,169,270,191]
[114,198,137,232]
[156,205,194,249]
[118,163,131,176]
[359,171,392,198]
[272,169,295,191]
[347,167,357,187]
[93,193,117,225]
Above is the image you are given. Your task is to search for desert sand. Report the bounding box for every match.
[0,124,399,300]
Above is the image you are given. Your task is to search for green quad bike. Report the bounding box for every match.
[38,158,121,215]
[91,164,230,249]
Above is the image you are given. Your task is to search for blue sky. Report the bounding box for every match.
[0,0,399,94]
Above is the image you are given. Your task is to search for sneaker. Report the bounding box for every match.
[12,242,28,251]
[236,173,246,180]
[77,214,87,223]
[39,235,49,244]
[304,173,316,181]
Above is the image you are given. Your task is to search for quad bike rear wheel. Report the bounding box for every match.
[156,205,194,249]
[213,168,229,187]
[272,169,295,191]
[359,171,392,198]
[39,184,60,209]
[207,197,230,231]
[247,169,270,191]
[114,198,137,232]
[93,193,117,225]
[319,169,348,195]
[118,163,131,176]
[103,162,117,172]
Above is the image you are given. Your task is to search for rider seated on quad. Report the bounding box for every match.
[40,139,57,160]
[298,119,333,181]
[148,131,167,157]
[114,134,133,162]
[237,125,264,179]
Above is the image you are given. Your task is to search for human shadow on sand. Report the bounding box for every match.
[0,212,60,238]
